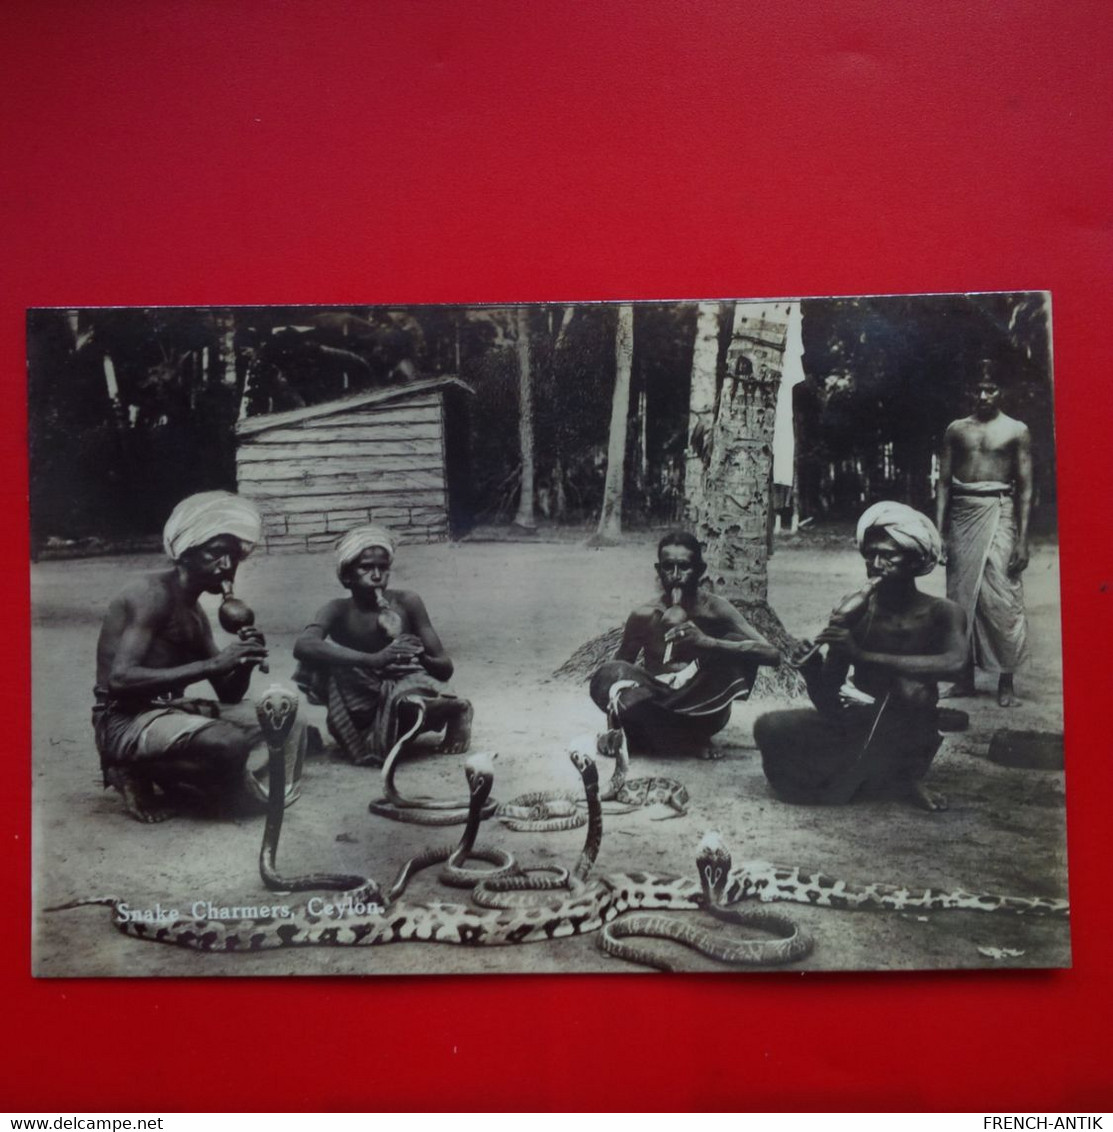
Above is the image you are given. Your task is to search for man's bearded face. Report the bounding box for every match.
[656,545,703,597]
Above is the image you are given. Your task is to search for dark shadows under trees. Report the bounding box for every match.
[28,295,1055,552]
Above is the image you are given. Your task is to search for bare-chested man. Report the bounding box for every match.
[293,525,472,766]
[936,364,1032,706]
[94,491,274,822]
[590,531,781,759]
[754,503,966,811]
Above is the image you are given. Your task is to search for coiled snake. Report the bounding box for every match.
[381,750,517,901]
[367,700,496,826]
[48,690,805,966]
[496,730,688,833]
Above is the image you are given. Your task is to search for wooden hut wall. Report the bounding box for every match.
[236,390,449,551]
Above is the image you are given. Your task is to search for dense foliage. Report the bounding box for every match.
[27,295,1055,551]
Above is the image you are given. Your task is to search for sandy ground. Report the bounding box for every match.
[30,531,1070,977]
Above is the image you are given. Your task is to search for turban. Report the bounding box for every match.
[162,491,262,561]
[855,501,942,577]
[335,525,395,579]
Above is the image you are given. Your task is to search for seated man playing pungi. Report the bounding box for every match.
[293,525,471,766]
[590,531,781,759]
[754,502,966,811]
[93,490,291,822]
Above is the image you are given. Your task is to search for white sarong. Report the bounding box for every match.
[946,479,1030,673]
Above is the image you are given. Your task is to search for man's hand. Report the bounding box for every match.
[664,622,714,654]
[788,639,823,669]
[1008,543,1030,577]
[213,631,268,675]
[815,624,860,659]
[374,634,425,674]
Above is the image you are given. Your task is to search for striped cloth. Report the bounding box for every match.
[946,481,1030,673]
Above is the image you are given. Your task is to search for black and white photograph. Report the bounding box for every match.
[29,293,1068,977]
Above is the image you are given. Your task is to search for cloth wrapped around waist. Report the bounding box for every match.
[951,477,1013,498]
[92,687,227,780]
[946,478,1029,672]
[295,659,460,766]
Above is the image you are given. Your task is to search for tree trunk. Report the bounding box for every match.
[697,303,791,604]
[589,304,634,545]
[557,301,804,697]
[553,305,575,351]
[512,306,537,531]
[545,305,575,521]
[685,300,722,525]
[693,303,804,693]
[214,315,237,390]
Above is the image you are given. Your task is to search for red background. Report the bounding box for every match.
[3,0,1111,1111]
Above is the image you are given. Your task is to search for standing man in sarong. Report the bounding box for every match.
[293,525,472,766]
[754,503,966,811]
[93,491,283,822]
[936,364,1033,706]
[590,531,781,759]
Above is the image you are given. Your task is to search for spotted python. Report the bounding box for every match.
[701,836,1070,918]
[48,688,1066,967]
[48,690,806,966]
[497,730,688,832]
[597,829,1070,969]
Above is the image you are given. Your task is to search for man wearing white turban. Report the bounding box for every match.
[161,490,263,562]
[93,491,278,822]
[293,525,471,765]
[855,501,943,577]
[332,524,395,581]
[754,503,966,811]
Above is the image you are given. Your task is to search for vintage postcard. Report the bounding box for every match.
[29,294,1068,977]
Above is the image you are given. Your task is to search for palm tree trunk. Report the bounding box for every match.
[685,300,722,524]
[698,303,792,605]
[560,301,804,696]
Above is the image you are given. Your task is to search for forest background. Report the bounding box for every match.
[28,293,1055,554]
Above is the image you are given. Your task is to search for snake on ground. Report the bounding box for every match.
[496,729,688,832]
[47,688,1066,967]
[367,698,497,826]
